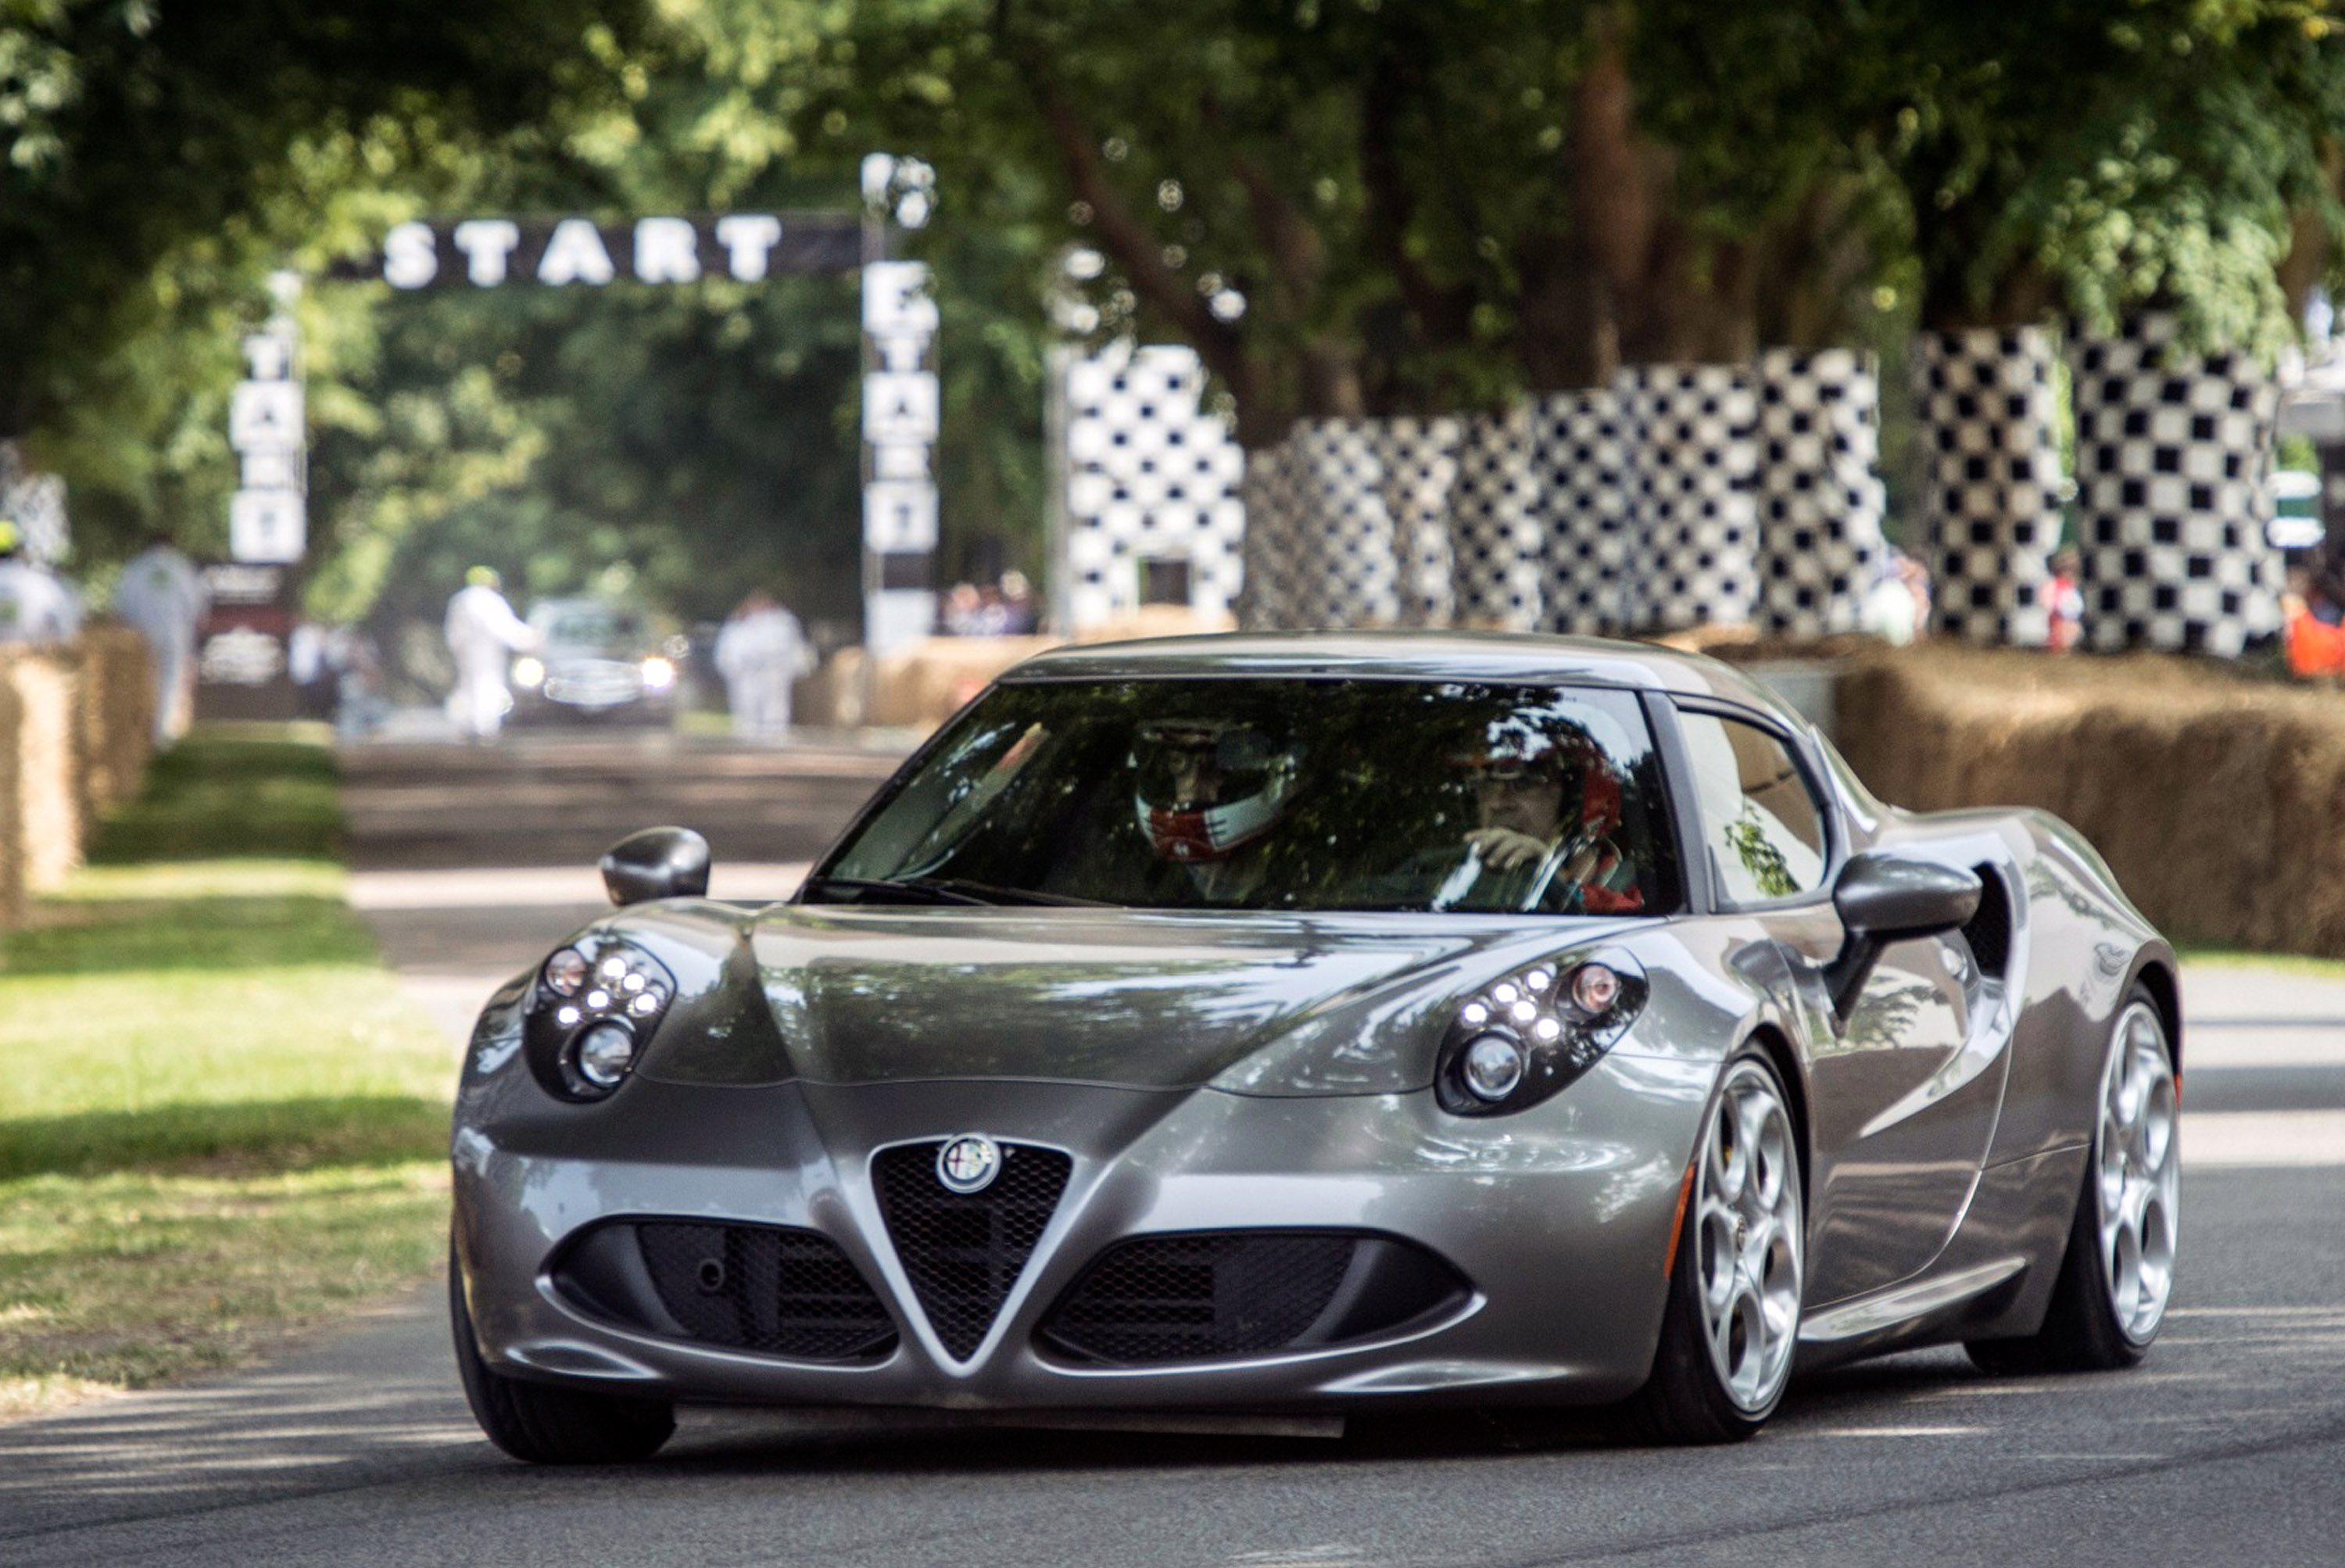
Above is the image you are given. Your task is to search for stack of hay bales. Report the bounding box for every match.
[1835,645,2345,958]
[0,626,156,928]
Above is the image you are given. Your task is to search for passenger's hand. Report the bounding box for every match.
[1464,827,1552,871]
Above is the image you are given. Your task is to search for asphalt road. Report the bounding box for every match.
[3,734,2342,1567]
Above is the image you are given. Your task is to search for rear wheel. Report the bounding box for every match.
[1623,1047,1806,1443]
[449,1239,675,1464]
[1968,987,2178,1375]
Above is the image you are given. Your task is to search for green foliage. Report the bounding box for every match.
[86,732,342,863]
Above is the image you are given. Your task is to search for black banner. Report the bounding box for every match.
[327,213,866,288]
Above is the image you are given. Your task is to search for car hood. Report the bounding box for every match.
[619,905,1645,1094]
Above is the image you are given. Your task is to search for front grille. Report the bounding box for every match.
[872,1140,1072,1359]
[628,1221,896,1360]
[1040,1231,1471,1366]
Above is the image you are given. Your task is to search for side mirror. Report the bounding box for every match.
[1822,852,1980,1019]
[600,826,711,907]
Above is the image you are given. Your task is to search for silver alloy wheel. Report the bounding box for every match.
[2096,1000,2180,1344]
[1695,1059,1804,1415]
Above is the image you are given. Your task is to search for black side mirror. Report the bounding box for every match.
[600,826,711,907]
[1822,851,1981,1019]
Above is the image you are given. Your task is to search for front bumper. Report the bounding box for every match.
[451,1057,1711,1412]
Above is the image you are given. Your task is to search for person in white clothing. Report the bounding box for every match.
[113,532,209,743]
[0,518,82,648]
[442,567,538,742]
[714,590,811,741]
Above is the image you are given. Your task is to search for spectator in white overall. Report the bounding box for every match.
[0,518,82,648]
[715,590,810,741]
[113,532,209,743]
[442,566,537,742]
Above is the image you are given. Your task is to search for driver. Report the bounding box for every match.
[1435,729,1643,914]
[1131,715,1301,904]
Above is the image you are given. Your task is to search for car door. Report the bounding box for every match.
[1669,702,1994,1305]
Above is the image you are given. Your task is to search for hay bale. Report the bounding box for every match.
[0,652,22,927]
[73,624,154,814]
[1836,645,2345,957]
[5,650,83,890]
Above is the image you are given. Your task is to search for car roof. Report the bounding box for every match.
[1001,629,1795,714]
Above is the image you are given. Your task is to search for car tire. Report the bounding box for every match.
[449,1239,675,1464]
[1621,1044,1806,1444]
[1967,983,2179,1376]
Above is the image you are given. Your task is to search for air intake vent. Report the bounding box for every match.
[1039,1231,1471,1366]
[873,1140,1073,1359]
[553,1220,897,1362]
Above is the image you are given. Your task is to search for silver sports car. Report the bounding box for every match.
[449,633,2182,1461]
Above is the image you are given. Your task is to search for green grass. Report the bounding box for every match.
[0,729,453,1418]
[2177,947,2345,980]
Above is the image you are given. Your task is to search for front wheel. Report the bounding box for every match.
[1622,1047,1806,1443]
[449,1239,675,1464]
[1968,986,2179,1375]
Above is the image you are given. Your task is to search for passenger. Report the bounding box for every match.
[1430,731,1642,914]
[0,517,81,647]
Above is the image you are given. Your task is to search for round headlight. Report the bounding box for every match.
[1571,962,1623,1015]
[544,948,589,997]
[1460,1033,1527,1103]
[575,1021,638,1087]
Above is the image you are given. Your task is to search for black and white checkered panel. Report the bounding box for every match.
[1913,328,2062,647]
[1531,389,1633,635]
[1447,407,1544,630]
[2067,314,2283,657]
[1233,438,1298,631]
[1613,363,1759,632]
[1366,417,1462,627]
[1755,349,1887,637]
[1062,345,1248,632]
[1276,421,1400,628]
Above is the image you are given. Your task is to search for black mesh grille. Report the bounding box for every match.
[635,1222,897,1361]
[1040,1233,1358,1365]
[1962,864,2013,978]
[872,1141,1072,1359]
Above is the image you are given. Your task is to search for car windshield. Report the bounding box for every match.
[812,678,1682,915]
[543,610,642,647]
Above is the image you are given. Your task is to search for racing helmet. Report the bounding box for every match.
[465,564,502,590]
[1130,716,1300,862]
[1448,723,1622,836]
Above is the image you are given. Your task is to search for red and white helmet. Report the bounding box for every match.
[1130,718,1299,863]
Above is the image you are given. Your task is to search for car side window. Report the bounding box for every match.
[1677,711,1828,906]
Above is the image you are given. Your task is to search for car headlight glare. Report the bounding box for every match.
[512,656,546,688]
[575,1021,638,1087]
[1437,950,1649,1116]
[641,656,676,692]
[524,939,674,1101]
[1460,1033,1527,1101]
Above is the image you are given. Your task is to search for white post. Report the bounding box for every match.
[859,156,940,659]
[228,271,307,564]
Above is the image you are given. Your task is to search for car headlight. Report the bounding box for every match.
[512,656,546,688]
[1435,950,1649,1116]
[639,656,675,692]
[524,941,675,1101]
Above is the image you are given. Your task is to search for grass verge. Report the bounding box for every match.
[0,732,453,1420]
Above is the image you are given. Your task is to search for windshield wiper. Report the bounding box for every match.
[797,875,1108,908]
[798,875,995,907]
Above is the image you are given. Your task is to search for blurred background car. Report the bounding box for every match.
[509,598,682,728]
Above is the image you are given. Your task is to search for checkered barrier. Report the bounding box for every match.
[1531,389,1634,635]
[2067,314,2283,657]
[1062,345,1248,631]
[1754,349,1887,637]
[1913,328,2063,646]
[1612,363,1760,632]
[1366,417,1462,627]
[1279,421,1401,628]
[1444,406,1544,630]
